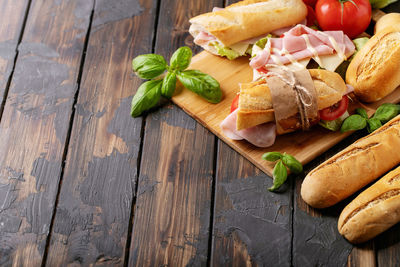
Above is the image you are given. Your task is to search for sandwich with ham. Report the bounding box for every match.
[189,0,307,60]
[220,66,352,147]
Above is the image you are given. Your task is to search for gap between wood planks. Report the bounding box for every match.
[40,1,96,265]
[0,0,32,121]
[122,0,163,265]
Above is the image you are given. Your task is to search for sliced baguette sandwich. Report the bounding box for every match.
[189,0,307,59]
[346,13,400,102]
[301,115,400,209]
[237,69,347,131]
[338,166,400,244]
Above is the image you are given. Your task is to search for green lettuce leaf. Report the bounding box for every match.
[319,111,349,131]
[369,0,398,8]
[210,42,241,60]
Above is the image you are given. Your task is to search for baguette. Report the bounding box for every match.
[346,14,400,102]
[338,166,400,244]
[237,69,347,130]
[189,0,307,47]
[374,13,400,34]
[301,115,400,209]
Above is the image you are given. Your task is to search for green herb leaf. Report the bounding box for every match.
[262,152,283,162]
[131,80,162,117]
[269,160,288,192]
[177,70,222,103]
[340,114,367,133]
[132,54,167,79]
[356,108,368,119]
[367,117,382,133]
[282,154,303,174]
[161,72,177,98]
[170,46,192,71]
[369,0,398,9]
[372,103,400,123]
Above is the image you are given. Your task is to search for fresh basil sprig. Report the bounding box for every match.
[341,103,400,133]
[131,47,222,117]
[262,152,303,192]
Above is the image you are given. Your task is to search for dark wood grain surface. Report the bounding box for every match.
[0,0,400,266]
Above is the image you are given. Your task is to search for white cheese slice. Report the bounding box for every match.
[285,58,310,71]
[229,42,250,55]
[317,54,344,72]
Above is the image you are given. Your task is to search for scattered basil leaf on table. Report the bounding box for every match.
[341,103,400,133]
[262,152,283,162]
[177,70,222,103]
[262,151,303,192]
[161,72,177,98]
[130,46,222,117]
[356,108,368,119]
[131,80,163,117]
[269,160,287,192]
[340,114,367,133]
[367,117,382,133]
[170,46,192,71]
[373,103,400,123]
[132,54,167,79]
[282,154,303,174]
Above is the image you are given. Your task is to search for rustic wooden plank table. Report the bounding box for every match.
[0,0,399,266]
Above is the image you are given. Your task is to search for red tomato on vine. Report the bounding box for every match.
[315,0,371,38]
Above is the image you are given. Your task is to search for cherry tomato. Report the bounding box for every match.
[230,94,239,113]
[303,0,318,7]
[319,95,349,121]
[306,5,318,27]
[315,0,371,39]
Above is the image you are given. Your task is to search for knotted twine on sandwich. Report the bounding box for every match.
[263,64,319,134]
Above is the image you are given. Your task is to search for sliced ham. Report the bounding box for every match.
[271,19,307,36]
[194,31,216,46]
[249,40,271,69]
[250,25,355,69]
[220,109,277,148]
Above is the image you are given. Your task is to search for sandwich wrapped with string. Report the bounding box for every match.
[220,66,351,147]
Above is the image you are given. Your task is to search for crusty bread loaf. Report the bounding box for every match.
[338,166,400,244]
[237,69,346,130]
[346,14,400,103]
[375,13,400,34]
[301,115,400,209]
[189,0,307,47]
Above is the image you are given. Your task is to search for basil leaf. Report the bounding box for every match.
[170,46,192,71]
[132,54,167,79]
[161,72,177,98]
[268,160,288,192]
[262,152,283,162]
[131,80,162,118]
[177,70,222,103]
[282,154,303,174]
[373,103,400,123]
[340,114,367,133]
[367,117,382,133]
[356,108,368,119]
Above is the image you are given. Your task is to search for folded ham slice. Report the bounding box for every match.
[250,25,355,70]
[220,109,276,148]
